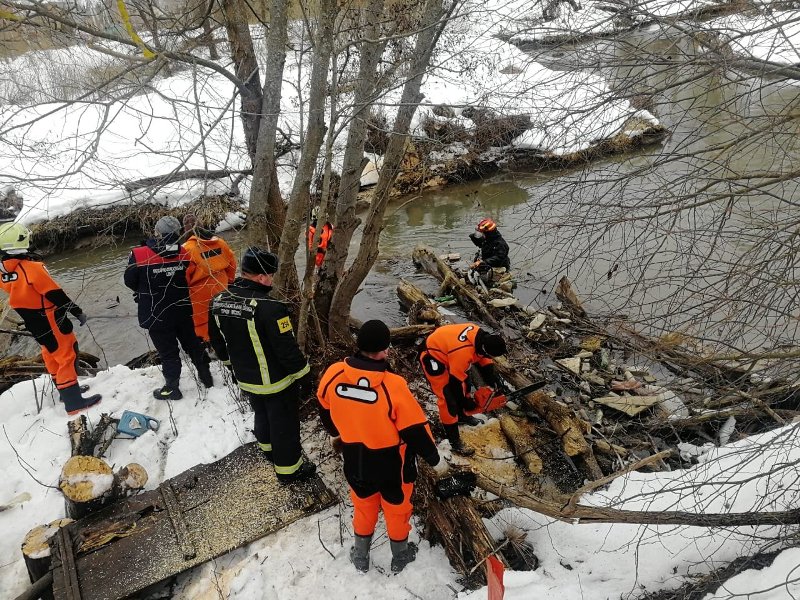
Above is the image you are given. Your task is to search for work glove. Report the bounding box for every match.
[76,312,88,326]
[432,458,450,479]
[330,435,343,454]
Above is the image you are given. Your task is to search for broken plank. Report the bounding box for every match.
[593,394,662,417]
[50,443,335,600]
[159,482,196,560]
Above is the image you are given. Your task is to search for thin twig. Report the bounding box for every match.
[318,518,335,559]
[2,425,58,490]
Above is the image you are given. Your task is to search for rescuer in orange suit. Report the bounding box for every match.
[0,223,101,414]
[307,218,332,268]
[317,320,448,573]
[419,322,507,456]
[181,214,236,341]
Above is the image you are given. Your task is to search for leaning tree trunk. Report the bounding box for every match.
[326,0,451,340]
[314,0,386,339]
[247,0,289,249]
[273,0,338,297]
[221,0,263,162]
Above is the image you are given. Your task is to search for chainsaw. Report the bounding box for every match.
[464,380,547,416]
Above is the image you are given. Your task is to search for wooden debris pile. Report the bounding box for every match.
[395,244,800,587]
[0,351,100,395]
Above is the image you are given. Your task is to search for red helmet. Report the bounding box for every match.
[476,218,497,232]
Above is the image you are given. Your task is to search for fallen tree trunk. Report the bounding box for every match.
[476,474,800,526]
[348,317,434,344]
[498,414,543,474]
[417,466,509,586]
[396,278,442,324]
[13,572,53,600]
[123,167,254,192]
[494,357,603,480]
[412,244,500,329]
[389,324,436,342]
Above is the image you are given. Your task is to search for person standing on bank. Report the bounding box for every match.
[0,223,101,414]
[317,320,448,573]
[181,214,236,342]
[209,247,316,484]
[124,216,214,400]
[419,322,507,456]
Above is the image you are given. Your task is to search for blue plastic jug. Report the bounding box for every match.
[118,410,160,438]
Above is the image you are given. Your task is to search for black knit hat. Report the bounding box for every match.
[241,247,278,275]
[476,331,506,357]
[357,320,391,353]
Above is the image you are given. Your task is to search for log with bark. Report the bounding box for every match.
[59,456,148,519]
[21,518,73,595]
[416,465,509,587]
[397,278,443,324]
[412,244,500,329]
[477,473,800,527]
[494,357,603,480]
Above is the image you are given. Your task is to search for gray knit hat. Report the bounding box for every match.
[155,216,181,238]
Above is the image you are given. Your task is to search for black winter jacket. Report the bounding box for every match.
[480,230,511,270]
[208,278,309,396]
[123,236,193,329]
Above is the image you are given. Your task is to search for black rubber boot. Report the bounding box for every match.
[458,413,481,426]
[276,460,317,484]
[349,534,372,573]
[198,365,214,389]
[153,379,182,400]
[390,538,418,573]
[444,424,475,457]
[59,384,102,415]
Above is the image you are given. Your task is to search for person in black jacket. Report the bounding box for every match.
[208,247,316,484]
[124,216,213,400]
[469,218,511,271]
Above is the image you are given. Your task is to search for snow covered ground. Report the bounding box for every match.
[503,0,800,73]
[1,359,800,599]
[1,0,656,225]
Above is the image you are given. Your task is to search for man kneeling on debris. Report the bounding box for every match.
[0,223,101,414]
[469,218,510,275]
[209,247,316,484]
[316,320,449,573]
[419,322,507,456]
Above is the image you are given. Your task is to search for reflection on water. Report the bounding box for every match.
[8,27,800,365]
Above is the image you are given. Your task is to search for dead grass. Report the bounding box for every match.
[30,195,244,255]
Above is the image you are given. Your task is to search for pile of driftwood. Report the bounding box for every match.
[396,244,800,587]
[0,350,101,395]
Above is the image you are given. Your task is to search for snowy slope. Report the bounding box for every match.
[1,360,800,599]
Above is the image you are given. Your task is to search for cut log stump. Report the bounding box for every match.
[59,456,148,519]
[21,518,74,600]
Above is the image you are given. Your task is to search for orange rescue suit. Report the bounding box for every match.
[317,354,440,541]
[419,323,494,425]
[308,222,332,267]
[183,234,236,341]
[0,257,82,390]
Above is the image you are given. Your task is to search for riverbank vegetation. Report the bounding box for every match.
[1,1,799,598]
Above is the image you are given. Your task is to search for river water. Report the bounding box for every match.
[7,25,800,367]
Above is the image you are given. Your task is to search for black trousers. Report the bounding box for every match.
[148,314,208,383]
[248,382,302,473]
